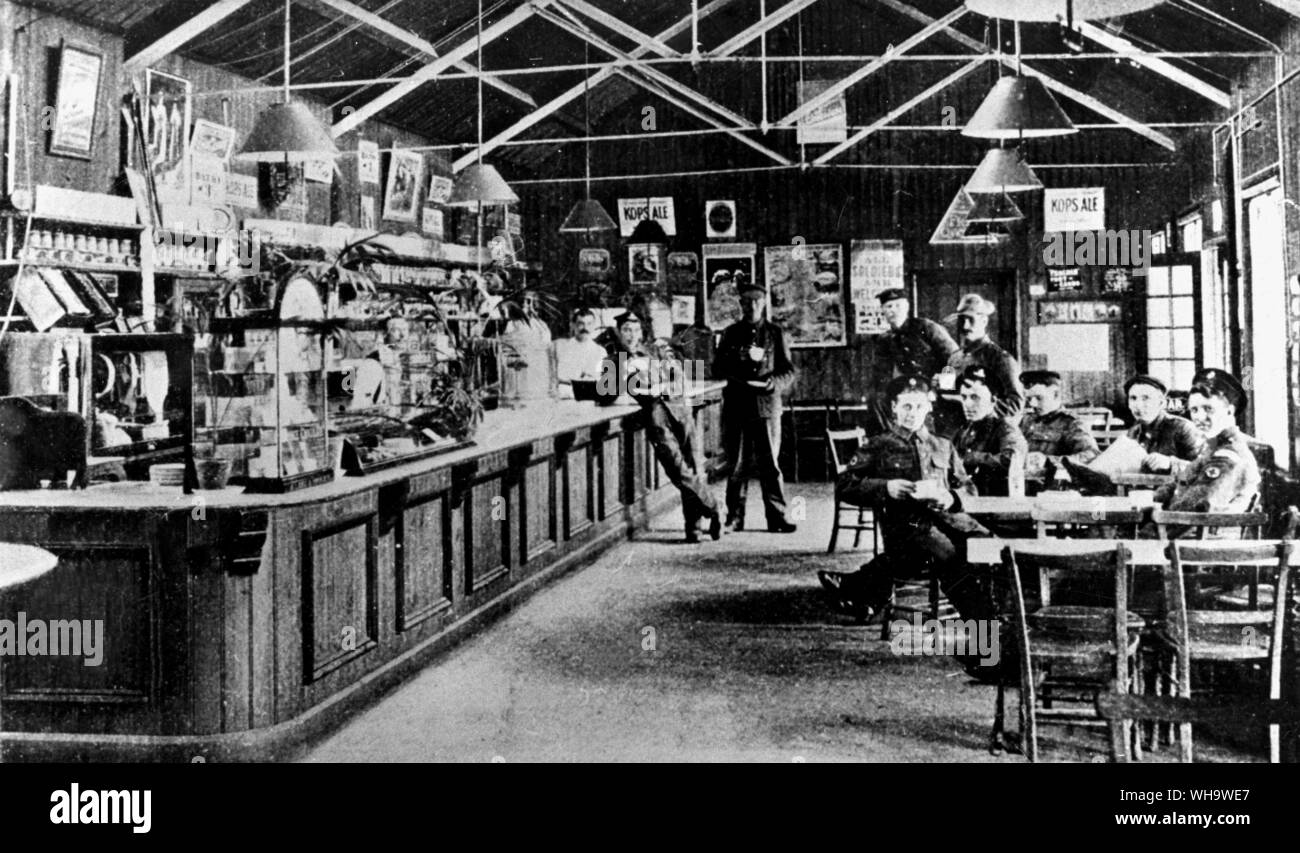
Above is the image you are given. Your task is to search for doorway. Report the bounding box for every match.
[912,269,1020,356]
[1244,181,1289,466]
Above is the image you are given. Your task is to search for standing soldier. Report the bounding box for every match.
[940,294,1024,424]
[1019,370,1100,484]
[954,366,1027,497]
[870,287,959,434]
[712,280,798,533]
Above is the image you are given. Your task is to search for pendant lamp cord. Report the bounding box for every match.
[476,0,484,275]
[283,0,291,102]
[583,41,591,200]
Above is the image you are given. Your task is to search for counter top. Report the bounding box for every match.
[0,382,725,511]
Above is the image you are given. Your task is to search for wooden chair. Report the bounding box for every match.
[1095,694,1300,763]
[1151,509,1268,541]
[1065,406,1115,432]
[826,427,877,554]
[1032,506,1144,539]
[1159,538,1293,762]
[994,543,1144,762]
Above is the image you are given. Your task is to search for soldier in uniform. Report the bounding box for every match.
[1019,370,1100,483]
[869,288,958,434]
[1154,368,1260,515]
[603,312,723,543]
[939,294,1024,433]
[712,281,798,533]
[816,375,991,631]
[1123,374,1204,474]
[954,366,1027,497]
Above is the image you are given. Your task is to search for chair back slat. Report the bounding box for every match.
[826,427,866,475]
[1032,507,1143,525]
[1152,509,1267,541]
[1167,540,1292,566]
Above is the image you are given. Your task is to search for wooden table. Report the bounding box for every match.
[1110,472,1175,494]
[0,542,57,591]
[962,495,1153,523]
[0,542,57,764]
[968,537,1283,565]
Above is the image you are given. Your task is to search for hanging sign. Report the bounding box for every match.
[1044,187,1105,232]
[796,81,848,145]
[617,196,676,238]
[226,171,259,209]
[849,239,904,335]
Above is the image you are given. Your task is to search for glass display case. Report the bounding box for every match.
[204,274,333,493]
[88,333,196,490]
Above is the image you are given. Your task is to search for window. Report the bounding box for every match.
[1145,264,1197,390]
[1179,214,1202,253]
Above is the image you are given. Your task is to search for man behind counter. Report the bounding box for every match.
[554,308,609,397]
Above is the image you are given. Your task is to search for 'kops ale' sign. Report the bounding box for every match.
[1044,187,1105,232]
[618,197,677,238]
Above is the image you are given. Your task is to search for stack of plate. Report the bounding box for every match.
[149,463,186,487]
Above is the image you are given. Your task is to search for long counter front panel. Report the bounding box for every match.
[0,387,724,761]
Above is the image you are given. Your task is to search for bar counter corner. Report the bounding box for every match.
[0,384,724,761]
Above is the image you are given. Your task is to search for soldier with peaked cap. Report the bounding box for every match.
[1019,369,1100,482]
[870,287,959,434]
[941,293,1024,425]
[954,365,1027,497]
[601,311,723,543]
[1123,374,1204,474]
[712,279,798,533]
[1154,368,1260,515]
[818,375,993,654]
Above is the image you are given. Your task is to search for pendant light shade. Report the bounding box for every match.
[962,75,1077,139]
[559,198,617,234]
[237,101,339,161]
[447,163,520,207]
[966,147,1043,193]
[964,0,1164,21]
[963,220,1013,241]
[966,191,1023,224]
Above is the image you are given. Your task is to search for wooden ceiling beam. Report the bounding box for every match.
[124,0,258,72]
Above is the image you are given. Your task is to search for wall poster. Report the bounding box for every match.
[701,242,757,331]
[849,239,903,335]
[764,242,847,348]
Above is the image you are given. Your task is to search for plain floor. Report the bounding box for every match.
[303,482,1259,763]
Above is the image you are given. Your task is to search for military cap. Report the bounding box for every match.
[886,374,932,401]
[877,287,908,304]
[1191,368,1246,409]
[1020,369,1062,388]
[953,293,995,317]
[1124,374,1168,395]
[613,311,642,327]
[737,277,765,298]
[960,365,992,388]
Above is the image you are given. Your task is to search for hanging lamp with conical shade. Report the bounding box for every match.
[962,75,1076,140]
[966,191,1024,224]
[966,146,1043,193]
[448,0,516,210]
[237,0,339,162]
[559,42,616,235]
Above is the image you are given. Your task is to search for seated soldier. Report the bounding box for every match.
[816,375,991,637]
[1154,368,1260,515]
[1123,374,1204,475]
[1020,370,1100,483]
[954,365,1027,497]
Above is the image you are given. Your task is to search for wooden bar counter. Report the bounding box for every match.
[0,384,724,761]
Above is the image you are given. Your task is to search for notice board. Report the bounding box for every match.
[1028,323,1110,372]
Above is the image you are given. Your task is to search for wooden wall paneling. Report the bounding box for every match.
[397,491,452,632]
[601,427,622,520]
[272,506,304,722]
[248,518,276,731]
[521,438,557,565]
[301,511,378,684]
[565,434,594,538]
[468,453,510,593]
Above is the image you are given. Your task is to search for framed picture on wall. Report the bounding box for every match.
[701,243,758,331]
[49,41,104,159]
[144,69,192,200]
[382,148,423,222]
[764,243,847,348]
[627,243,665,287]
[191,119,236,162]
